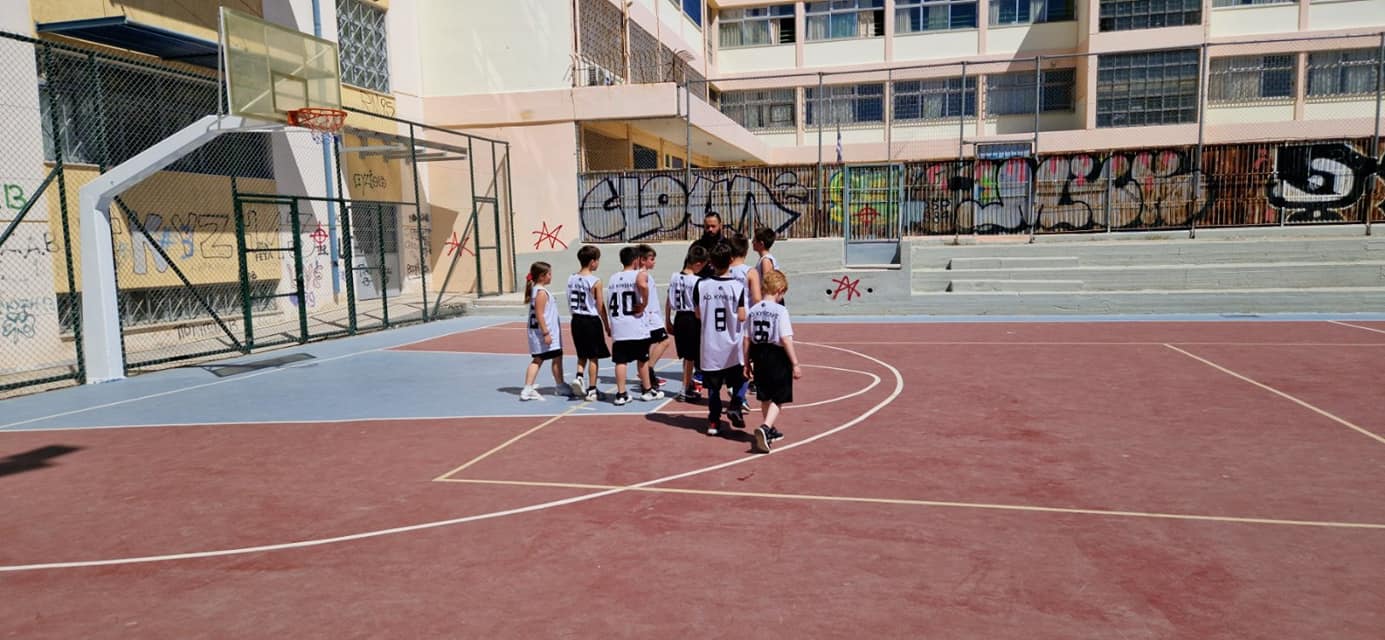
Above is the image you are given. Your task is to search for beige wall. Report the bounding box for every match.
[1309,0,1385,31]
[418,0,573,96]
[1209,4,1300,38]
[985,21,1080,55]
[804,37,887,67]
[717,44,797,73]
[31,0,262,41]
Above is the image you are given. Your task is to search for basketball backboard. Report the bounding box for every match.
[220,7,341,123]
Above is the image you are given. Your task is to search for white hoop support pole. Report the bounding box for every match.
[78,115,277,383]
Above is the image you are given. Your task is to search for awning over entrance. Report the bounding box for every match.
[37,16,221,68]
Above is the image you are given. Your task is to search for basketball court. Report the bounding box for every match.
[2,314,1384,637]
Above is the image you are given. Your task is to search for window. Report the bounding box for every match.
[720,6,796,48]
[892,77,976,120]
[1099,0,1201,32]
[720,89,798,131]
[806,83,885,125]
[337,0,390,93]
[1096,49,1200,127]
[806,0,885,41]
[990,0,1073,25]
[1307,49,1380,98]
[1212,0,1293,6]
[896,0,978,32]
[1208,55,1294,102]
[38,49,272,177]
[633,144,659,169]
[986,68,1076,115]
[679,0,704,25]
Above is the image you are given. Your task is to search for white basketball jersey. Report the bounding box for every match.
[526,285,562,354]
[606,270,646,341]
[642,272,663,332]
[566,274,599,316]
[728,263,751,287]
[757,253,779,279]
[747,300,792,346]
[668,272,699,313]
[695,276,746,371]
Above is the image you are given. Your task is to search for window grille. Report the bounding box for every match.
[895,0,978,33]
[986,68,1076,115]
[337,0,390,93]
[990,0,1074,25]
[1096,49,1200,127]
[806,83,886,125]
[892,77,977,120]
[1307,48,1380,97]
[1099,0,1201,32]
[1207,54,1295,102]
[719,89,798,131]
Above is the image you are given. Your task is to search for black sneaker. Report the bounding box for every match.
[766,427,785,443]
[752,426,772,454]
[613,392,630,406]
[727,410,746,430]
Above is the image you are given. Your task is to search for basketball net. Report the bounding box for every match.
[288,107,347,145]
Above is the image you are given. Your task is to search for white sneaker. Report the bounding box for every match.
[569,378,585,398]
[519,387,545,401]
[584,388,599,402]
[639,388,665,401]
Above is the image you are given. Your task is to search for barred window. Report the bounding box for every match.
[633,144,659,169]
[1208,55,1295,102]
[1096,49,1200,127]
[720,6,796,48]
[895,0,978,32]
[807,83,885,125]
[1099,0,1201,32]
[892,78,976,120]
[1212,0,1293,6]
[990,0,1074,25]
[986,68,1076,115]
[720,89,798,131]
[1307,49,1380,97]
[337,0,390,93]
[806,0,886,41]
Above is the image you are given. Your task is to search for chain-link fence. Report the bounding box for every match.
[574,0,709,100]
[578,31,1385,242]
[0,31,513,397]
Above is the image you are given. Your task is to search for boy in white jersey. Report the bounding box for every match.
[667,245,708,402]
[520,261,570,401]
[637,244,671,393]
[753,227,780,284]
[727,233,759,411]
[694,242,748,436]
[746,269,801,453]
[567,245,610,401]
[601,246,663,406]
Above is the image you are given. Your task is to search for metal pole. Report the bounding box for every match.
[333,136,357,334]
[1029,56,1041,244]
[1369,33,1383,236]
[955,61,967,244]
[376,204,390,327]
[233,198,254,349]
[504,142,518,292]
[408,123,430,321]
[816,73,824,237]
[44,44,85,383]
[288,199,310,342]
[1190,43,1209,239]
[685,80,693,241]
[467,136,484,296]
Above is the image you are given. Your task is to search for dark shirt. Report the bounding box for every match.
[692,231,722,277]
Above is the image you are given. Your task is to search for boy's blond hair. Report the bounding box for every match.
[761,269,788,296]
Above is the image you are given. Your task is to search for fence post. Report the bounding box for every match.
[684,80,693,241]
[1030,55,1041,244]
[1191,42,1208,240]
[955,61,967,244]
[43,44,87,383]
[407,123,430,321]
[333,136,358,334]
[816,72,824,238]
[1370,33,1384,236]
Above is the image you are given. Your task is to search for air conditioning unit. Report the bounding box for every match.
[585,65,618,87]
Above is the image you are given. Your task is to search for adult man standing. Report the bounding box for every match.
[692,212,725,277]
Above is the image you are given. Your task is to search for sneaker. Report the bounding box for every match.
[639,387,665,401]
[706,420,719,436]
[585,386,599,402]
[738,399,752,413]
[612,392,630,406]
[519,387,544,402]
[675,391,699,403]
[766,427,785,443]
[752,425,772,453]
[568,378,585,398]
[748,380,758,394]
[727,410,746,430]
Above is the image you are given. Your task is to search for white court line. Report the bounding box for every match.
[655,364,879,415]
[1164,344,1385,447]
[1328,320,1385,336]
[0,321,511,432]
[433,402,591,480]
[0,340,902,572]
[824,341,1385,346]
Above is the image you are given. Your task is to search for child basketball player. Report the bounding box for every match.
[637,244,672,393]
[668,245,708,402]
[602,246,662,405]
[521,261,570,401]
[694,242,748,436]
[745,269,801,453]
[567,245,609,401]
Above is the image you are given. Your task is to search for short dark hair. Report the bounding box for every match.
[577,245,601,267]
[636,243,656,259]
[684,244,709,268]
[728,233,750,259]
[708,241,733,273]
[619,246,638,267]
[704,212,722,224]
[754,227,776,251]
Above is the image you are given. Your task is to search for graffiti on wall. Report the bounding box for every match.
[1267,142,1383,222]
[578,170,808,241]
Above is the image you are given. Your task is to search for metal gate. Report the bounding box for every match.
[839,164,904,266]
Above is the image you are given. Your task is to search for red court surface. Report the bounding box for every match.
[3,320,1384,638]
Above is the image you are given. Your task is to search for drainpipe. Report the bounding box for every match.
[312,0,343,296]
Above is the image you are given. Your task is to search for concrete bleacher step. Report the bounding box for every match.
[911,235,1385,270]
[947,279,1085,292]
[947,256,1079,270]
[914,260,1385,292]
[888,287,1385,315]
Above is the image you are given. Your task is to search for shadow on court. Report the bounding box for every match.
[0,445,82,478]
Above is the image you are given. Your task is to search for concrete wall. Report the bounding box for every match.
[418,0,573,96]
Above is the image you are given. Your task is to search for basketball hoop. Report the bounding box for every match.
[288,107,347,144]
